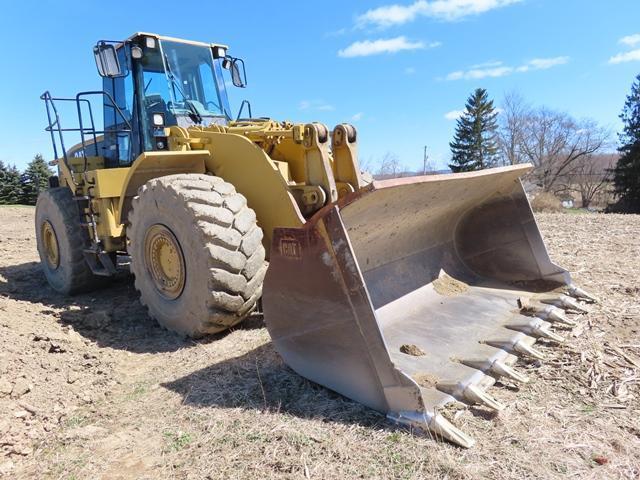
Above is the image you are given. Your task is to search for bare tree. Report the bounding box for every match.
[498,91,530,166]
[519,109,610,192]
[558,153,617,208]
[376,152,410,178]
[498,94,611,192]
[358,155,376,175]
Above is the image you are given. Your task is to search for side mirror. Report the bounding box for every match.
[229,58,247,88]
[93,42,123,78]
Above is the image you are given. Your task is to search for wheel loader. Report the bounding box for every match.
[37,32,597,447]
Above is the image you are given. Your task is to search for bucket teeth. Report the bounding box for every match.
[427,413,476,449]
[436,382,506,411]
[389,411,476,448]
[490,360,529,383]
[542,295,589,313]
[513,339,545,359]
[505,322,564,342]
[460,359,529,384]
[487,339,545,360]
[532,325,565,343]
[559,295,590,313]
[568,285,599,303]
[463,384,506,411]
[542,305,576,326]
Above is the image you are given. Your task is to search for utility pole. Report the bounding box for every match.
[423,145,429,175]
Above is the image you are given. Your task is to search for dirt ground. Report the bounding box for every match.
[0,206,638,479]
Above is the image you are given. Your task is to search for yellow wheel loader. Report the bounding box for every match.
[37,33,597,447]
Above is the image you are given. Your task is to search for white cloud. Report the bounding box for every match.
[469,60,503,69]
[444,110,464,120]
[404,67,416,74]
[516,56,569,72]
[338,36,431,57]
[299,100,335,111]
[609,49,640,64]
[446,56,569,80]
[351,112,364,121]
[609,35,640,64]
[619,33,640,47]
[446,65,513,80]
[356,0,522,28]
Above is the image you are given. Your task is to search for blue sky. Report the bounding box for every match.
[1,0,639,171]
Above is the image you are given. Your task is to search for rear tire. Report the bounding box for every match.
[128,174,267,337]
[35,188,108,294]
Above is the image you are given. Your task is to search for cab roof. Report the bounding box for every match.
[126,32,228,50]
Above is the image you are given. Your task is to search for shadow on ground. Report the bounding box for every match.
[0,261,264,354]
[161,342,392,430]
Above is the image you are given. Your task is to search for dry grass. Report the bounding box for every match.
[531,192,563,212]
[0,207,639,479]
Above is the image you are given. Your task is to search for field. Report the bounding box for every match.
[0,206,639,479]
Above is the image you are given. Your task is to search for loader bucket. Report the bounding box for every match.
[263,164,594,447]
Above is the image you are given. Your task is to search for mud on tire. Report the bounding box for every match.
[127,174,267,337]
[35,187,108,294]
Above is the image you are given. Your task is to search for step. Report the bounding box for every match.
[82,248,117,276]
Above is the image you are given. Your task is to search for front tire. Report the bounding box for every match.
[128,174,267,337]
[35,188,107,294]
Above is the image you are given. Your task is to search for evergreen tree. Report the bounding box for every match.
[612,74,640,212]
[0,161,23,205]
[449,88,500,172]
[20,154,52,205]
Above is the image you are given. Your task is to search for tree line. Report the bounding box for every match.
[447,74,640,211]
[2,76,639,212]
[0,155,53,205]
[448,88,614,209]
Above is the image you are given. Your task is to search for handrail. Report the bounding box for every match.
[236,99,252,121]
[41,91,76,186]
[41,90,134,180]
[76,91,133,172]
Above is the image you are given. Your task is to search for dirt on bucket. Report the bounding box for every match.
[413,373,440,389]
[400,344,426,356]
[432,271,469,297]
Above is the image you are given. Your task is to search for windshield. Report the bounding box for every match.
[140,40,231,123]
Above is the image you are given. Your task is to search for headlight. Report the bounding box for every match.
[145,37,156,49]
[152,113,165,126]
[213,46,227,59]
[131,46,143,59]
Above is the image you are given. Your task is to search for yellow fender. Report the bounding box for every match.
[115,150,209,225]
[201,131,305,252]
[115,134,305,255]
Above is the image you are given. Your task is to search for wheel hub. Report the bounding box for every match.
[144,224,186,300]
[41,220,60,269]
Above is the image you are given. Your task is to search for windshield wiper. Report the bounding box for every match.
[164,54,203,124]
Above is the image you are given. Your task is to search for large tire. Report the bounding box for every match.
[128,174,267,337]
[35,188,107,294]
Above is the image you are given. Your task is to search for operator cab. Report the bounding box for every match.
[95,33,246,167]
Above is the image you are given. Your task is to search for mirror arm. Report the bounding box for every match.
[224,55,247,88]
[236,57,247,86]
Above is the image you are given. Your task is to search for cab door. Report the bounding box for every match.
[102,45,140,167]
